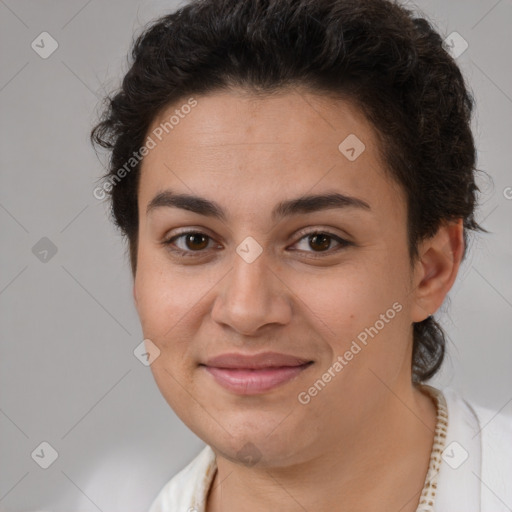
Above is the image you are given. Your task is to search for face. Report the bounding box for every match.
[133,88,425,467]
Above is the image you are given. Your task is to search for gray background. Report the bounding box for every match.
[0,0,511,510]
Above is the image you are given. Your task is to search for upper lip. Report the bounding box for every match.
[202,351,313,369]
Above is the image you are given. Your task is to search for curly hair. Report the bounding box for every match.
[90,0,486,383]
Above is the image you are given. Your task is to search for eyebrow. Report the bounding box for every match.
[146,189,371,222]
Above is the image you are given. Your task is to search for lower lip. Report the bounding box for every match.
[202,363,313,395]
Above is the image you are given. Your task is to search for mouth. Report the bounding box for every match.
[199,352,314,395]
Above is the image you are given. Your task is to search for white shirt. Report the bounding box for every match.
[148,387,512,512]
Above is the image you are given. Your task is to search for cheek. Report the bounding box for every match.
[293,259,401,332]
[134,247,197,328]
[303,260,409,371]
[135,260,203,407]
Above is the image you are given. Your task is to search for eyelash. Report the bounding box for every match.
[161,229,352,259]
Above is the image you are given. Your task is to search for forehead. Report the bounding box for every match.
[146,88,377,158]
[138,88,404,219]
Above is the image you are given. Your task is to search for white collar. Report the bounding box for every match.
[434,387,482,511]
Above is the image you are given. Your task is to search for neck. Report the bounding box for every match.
[206,382,437,512]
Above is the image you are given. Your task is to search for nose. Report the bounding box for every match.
[210,246,292,336]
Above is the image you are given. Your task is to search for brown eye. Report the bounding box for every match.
[162,231,215,257]
[308,233,332,252]
[184,233,209,251]
[291,230,352,258]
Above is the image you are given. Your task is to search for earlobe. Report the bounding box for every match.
[410,219,464,322]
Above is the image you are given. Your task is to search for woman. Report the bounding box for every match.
[90,0,512,510]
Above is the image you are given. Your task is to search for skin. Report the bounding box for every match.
[133,87,464,512]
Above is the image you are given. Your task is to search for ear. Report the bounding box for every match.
[410,219,465,322]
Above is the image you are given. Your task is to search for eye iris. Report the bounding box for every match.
[309,233,331,251]
[179,233,336,253]
[186,233,209,250]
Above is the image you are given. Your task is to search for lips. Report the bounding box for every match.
[204,351,312,369]
[200,351,314,394]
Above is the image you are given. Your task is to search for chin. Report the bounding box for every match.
[196,415,312,468]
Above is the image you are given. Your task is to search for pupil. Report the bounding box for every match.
[184,233,331,252]
[187,233,208,250]
[310,233,330,251]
